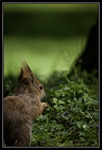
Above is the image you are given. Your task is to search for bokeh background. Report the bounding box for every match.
[4,3,98,80]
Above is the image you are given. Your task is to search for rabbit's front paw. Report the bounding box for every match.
[41,102,49,110]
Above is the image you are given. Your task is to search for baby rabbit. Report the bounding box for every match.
[4,62,49,146]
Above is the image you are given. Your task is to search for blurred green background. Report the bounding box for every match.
[4,3,98,80]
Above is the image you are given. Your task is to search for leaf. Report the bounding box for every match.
[91,99,98,105]
[82,124,87,129]
[61,115,68,120]
[76,121,82,128]
[59,105,65,110]
[58,100,65,105]
[53,98,58,104]
[53,105,59,110]
[91,111,98,117]
[80,137,85,142]
[55,131,68,135]
[63,86,70,91]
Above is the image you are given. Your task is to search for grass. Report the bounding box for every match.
[30,67,99,147]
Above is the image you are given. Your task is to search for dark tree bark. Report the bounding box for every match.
[76,20,98,73]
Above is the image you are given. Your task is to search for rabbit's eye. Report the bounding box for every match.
[39,85,43,90]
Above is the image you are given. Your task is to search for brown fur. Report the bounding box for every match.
[4,62,49,146]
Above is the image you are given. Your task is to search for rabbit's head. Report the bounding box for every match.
[17,62,45,99]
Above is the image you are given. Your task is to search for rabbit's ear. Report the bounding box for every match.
[21,62,37,80]
[18,68,24,80]
[21,62,32,74]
